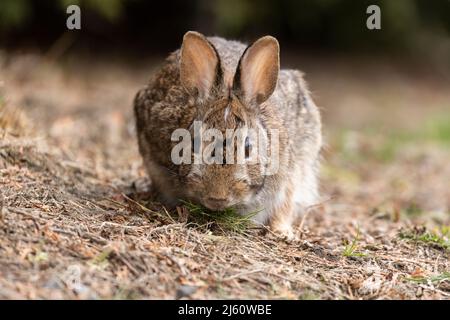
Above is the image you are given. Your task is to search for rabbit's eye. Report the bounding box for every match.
[245,136,251,159]
[222,140,227,165]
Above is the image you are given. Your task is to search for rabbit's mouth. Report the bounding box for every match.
[202,197,231,211]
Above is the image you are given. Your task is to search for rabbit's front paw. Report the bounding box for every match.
[269,222,297,242]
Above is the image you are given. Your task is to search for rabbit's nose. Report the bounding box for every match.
[204,197,228,210]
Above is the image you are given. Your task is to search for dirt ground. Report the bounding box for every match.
[0,51,449,299]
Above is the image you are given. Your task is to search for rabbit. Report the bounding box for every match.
[134,31,322,238]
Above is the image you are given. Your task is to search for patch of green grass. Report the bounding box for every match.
[402,203,424,217]
[422,115,450,144]
[298,291,320,300]
[373,137,402,162]
[387,115,450,147]
[332,113,450,163]
[405,272,450,284]
[342,229,367,258]
[89,247,113,269]
[372,115,450,160]
[28,250,49,263]
[113,288,141,300]
[214,281,228,299]
[399,226,450,251]
[181,200,259,234]
[321,164,360,186]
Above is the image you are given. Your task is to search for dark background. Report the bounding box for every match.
[1,0,449,62]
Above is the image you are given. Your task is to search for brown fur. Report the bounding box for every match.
[134,31,322,237]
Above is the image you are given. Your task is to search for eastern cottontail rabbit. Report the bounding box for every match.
[134,31,322,237]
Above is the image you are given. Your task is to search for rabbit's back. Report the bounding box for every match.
[271,69,322,208]
[275,70,322,160]
[134,52,193,195]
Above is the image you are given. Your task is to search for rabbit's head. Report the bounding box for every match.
[175,31,284,211]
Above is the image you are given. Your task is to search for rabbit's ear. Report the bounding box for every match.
[233,36,279,105]
[180,31,221,99]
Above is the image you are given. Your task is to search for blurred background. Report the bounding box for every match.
[1,0,449,126]
[1,0,449,57]
[0,0,449,218]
